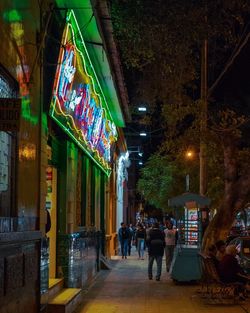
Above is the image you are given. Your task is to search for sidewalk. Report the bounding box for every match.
[76,247,250,313]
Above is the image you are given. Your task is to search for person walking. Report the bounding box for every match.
[145,223,152,240]
[128,223,135,256]
[146,222,165,281]
[135,224,146,260]
[164,221,178,272]
[118,222,130,259]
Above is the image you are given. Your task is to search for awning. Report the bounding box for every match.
[168,192,211,208]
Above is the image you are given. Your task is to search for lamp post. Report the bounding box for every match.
[185,149,194,192]
[200,38,208,196]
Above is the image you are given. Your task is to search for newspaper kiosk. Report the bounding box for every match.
[168,192,211,282]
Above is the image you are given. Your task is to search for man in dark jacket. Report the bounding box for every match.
[118,222,130,259]
[146,222,165,281]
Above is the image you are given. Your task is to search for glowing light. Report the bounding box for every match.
[50,10,118,175]
[139,132,147,137]
[6,9,38,125]
[19,143,36,161]
[186,150,194,159]
[3,9,22,23]
[138,107,147,112]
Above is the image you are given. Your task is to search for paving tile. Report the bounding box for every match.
[76,248,250,313]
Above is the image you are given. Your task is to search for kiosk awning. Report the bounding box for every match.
[168,192,211,208]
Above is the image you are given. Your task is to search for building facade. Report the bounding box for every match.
[0,1,42,312]
[0,1,129,312]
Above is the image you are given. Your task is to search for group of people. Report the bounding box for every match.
[207,240,250,298]
[118,221,250,293]
[118,220,178,281]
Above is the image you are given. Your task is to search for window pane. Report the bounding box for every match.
[0,69,17,217]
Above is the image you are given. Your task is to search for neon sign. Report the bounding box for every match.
[50,10,117,175]
[5,9,38,125]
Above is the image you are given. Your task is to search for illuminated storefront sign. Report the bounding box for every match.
[50,10,117,175]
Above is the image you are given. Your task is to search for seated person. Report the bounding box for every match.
[215,240,226,261]
[218,245,249,284]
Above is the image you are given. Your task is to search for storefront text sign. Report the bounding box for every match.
[49,10,117,175]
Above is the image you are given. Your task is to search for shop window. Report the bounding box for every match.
[0,67,18,221]
[76,150,82,227]
[94,167,101,229]
[100,172,105,231]
[81,156,87,227]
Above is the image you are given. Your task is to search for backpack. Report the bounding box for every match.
[121,228,129,239]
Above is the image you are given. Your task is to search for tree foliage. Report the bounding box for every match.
[111,0,250,247]
[137,150,203,211]
[111,0,250,102]
[137,154,190,210]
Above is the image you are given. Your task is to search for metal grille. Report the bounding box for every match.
[0,73,17,98]
[0,67,18,219]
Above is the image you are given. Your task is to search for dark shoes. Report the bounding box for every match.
[148,276,160,281]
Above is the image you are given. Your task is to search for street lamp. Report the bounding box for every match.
[139,132,147,137]
[185,149,195,192]
[138,106,147,112]
[185,150,194,159]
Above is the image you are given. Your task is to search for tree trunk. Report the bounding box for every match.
[202,133,250,251]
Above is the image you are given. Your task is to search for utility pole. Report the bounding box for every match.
[200,38,208,196]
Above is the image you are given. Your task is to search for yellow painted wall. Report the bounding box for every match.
[66,142,77,233]
[47,167,57,278]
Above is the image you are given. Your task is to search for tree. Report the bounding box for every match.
[137,154,191,211]
[202,110,250,249]
[111,0,250,249]
[111,0,250,102]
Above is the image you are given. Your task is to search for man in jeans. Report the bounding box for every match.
[146,222,165,281]
[164,221,178,272]
[118,222,130,259]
